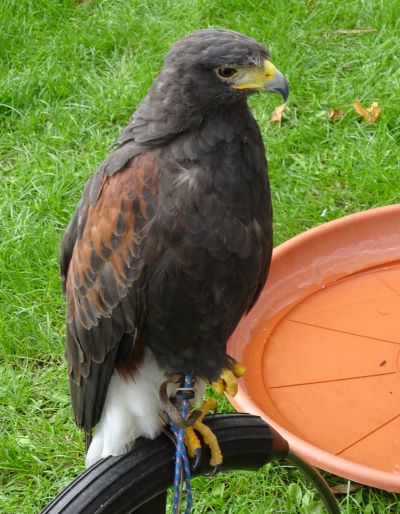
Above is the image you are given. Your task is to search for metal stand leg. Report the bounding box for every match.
[286,452,341,514]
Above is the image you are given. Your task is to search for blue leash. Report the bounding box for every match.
[169,374,193,514]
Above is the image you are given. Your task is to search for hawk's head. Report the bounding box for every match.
[159,29,289,107]
[121,29,288,147]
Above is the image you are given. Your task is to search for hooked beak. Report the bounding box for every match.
[263,61,289,102]
[232,59,289,101]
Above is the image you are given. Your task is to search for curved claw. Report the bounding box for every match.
[191,447,202,471]
[204,465,219,477]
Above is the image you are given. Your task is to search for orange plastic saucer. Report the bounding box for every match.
[228,204,400,491]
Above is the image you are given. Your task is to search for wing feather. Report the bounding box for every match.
[61,151,158,430]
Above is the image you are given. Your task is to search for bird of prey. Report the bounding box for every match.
[60,28,289,468]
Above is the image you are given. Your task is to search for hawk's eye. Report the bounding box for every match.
[217,67,238,79]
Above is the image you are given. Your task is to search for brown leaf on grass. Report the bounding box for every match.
[329,482,364,495]
[353,100,381,123]
[270,103,287,124]
[328,108,345,121]
[331,29,377,36]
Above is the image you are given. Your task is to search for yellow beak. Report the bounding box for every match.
[233,60,289,101]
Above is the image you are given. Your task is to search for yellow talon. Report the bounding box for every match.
[211,360,246,397]
[198,398,217,416]
[183,361,246,467]
[184,398,222,466]
[192,418,222,466]
[221,368,238,396]
[210,377,225,394]
[231,360,246,378]
[184,425,201,458]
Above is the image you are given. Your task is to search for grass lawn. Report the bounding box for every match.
[1,0,400,512]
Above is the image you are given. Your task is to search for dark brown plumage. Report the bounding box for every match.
[60,29,288,447]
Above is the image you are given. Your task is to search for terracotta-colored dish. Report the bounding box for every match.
[228,204,400,491]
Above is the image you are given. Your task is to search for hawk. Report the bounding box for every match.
[60,29,289,467]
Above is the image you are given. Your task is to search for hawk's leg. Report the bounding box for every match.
[183,358,246,467]
[184,398,222,467]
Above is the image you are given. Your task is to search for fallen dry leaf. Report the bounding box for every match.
[329,482,364,495]
[353,100,381,123]
[368,101,381,120]
[328,108,345,121]
[270,103,287,124]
